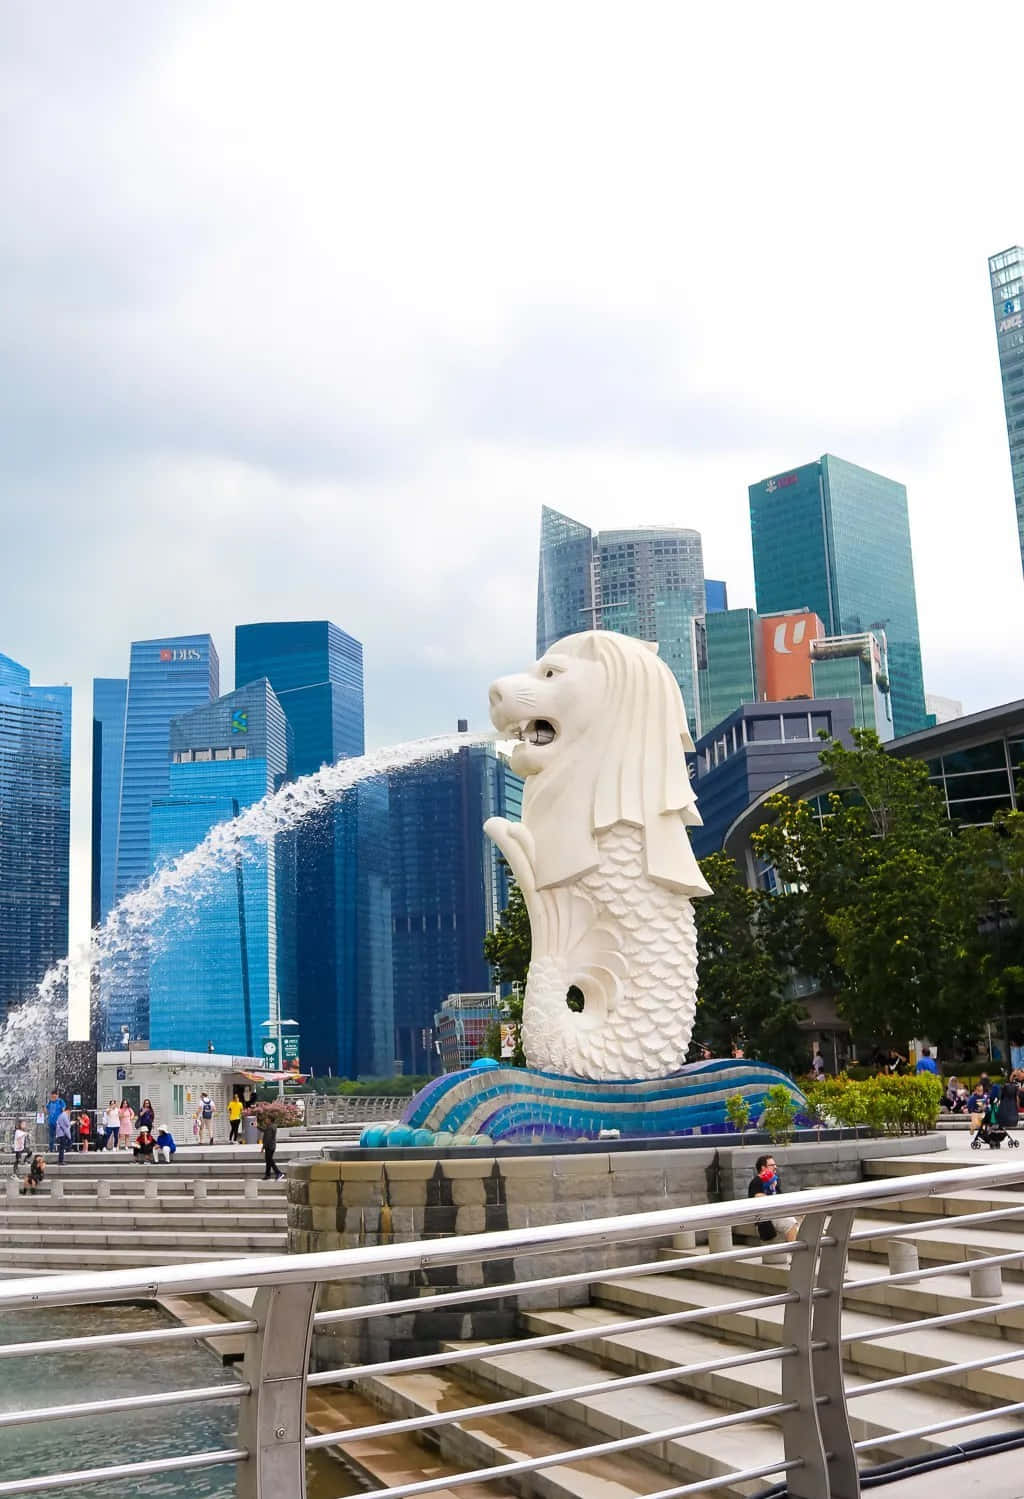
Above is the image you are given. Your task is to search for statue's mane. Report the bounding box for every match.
[523,631,711,896]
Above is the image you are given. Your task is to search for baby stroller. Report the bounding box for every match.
[971,1102,1021,1150]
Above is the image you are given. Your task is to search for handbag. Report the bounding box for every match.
[757,1219,777,1242]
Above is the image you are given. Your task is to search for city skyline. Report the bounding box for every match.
[3,9,1024,1029]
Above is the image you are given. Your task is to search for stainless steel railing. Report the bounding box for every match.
[1,1160,1024,1497]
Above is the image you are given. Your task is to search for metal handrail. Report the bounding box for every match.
[0,1158,1023,1499]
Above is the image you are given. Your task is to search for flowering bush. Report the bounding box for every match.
[253,1101,302,1130]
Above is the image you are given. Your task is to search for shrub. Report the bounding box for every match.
[724,1093,751,1132]
[805,1073,943,1136]
[760,1085,798,1142]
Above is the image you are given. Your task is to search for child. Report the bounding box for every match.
[133,1127,155,1164]
[11,1120,29,1176]
[20,1155,46,1194]
[155,1126,176,1164]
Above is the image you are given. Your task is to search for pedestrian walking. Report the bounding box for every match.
[196,1093,216,1145]
[118,1100,134,1149]
[227,1094,243,1144]
[102,1100,120,1150]
[54,1107,73,1165]
[11,1120,29,1176]
[45,1091,65,1152]
[261,1120,283,1180]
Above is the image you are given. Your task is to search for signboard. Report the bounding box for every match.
[282,1035,301,1072]
[759,611,822,701]
[116,1067,127,1081]
[159,648,201,663]
[261,1039,280,1070]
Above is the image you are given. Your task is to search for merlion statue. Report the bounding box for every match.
[485,630,712,1081]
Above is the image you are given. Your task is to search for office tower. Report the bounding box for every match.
[536,506,707,730]
[704,579,729,613]
[235,620,363,773]
[693,609,761,739]
[988,246,1024,575]
[810,631,894,741]
[147,681,292,1058]
[0,654,71,1024]
[103,636,219,1044]
[234,621,388,1077]
[749,455,926,736]
[91,678,127,927]
[925,693,964,726]
[388,740,523,1075]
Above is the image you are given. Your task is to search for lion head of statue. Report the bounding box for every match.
[487,630,711,896]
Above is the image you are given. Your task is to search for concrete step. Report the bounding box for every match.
[0,1209,286,1231]
[361,1363,778,1499]
[0,1226,286,1250]
[0,1244,284,1272]
[587,1269,1024,1404]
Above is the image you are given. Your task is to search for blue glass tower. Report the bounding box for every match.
[388,741,523,1075]
[234,621,389,1077]
[705,579,729,613]
[103,636,219,1044]
[147,681,292,1058]
[0,653,71,1023]
[749,456,927,737]
[91,678,127,928]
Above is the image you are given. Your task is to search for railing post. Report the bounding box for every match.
[236,1279,316,1499]
[781,1211,832,1498]
[813,1209,859,1499]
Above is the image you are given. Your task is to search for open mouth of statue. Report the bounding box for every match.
[514,718,558,746]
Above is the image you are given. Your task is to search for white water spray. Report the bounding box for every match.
[1,733,498,1093]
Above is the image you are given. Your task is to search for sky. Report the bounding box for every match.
[2,1,1024,982]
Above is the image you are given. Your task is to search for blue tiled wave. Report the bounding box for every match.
[358,1060,806,1148]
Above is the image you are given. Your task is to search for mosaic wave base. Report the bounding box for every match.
[358,1060,807,1148]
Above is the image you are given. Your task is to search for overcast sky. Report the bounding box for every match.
[2,1,1023,980]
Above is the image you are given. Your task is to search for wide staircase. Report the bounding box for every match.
[0,1154,288,1274]
[347,1154,1024,1499]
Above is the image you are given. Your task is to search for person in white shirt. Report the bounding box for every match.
[11,1121,29,1176]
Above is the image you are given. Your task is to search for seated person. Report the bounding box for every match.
[968,1082,990,1131]
[133,1127,156,1163]
[20,1155,46,1195]
[155,1126,176,1164]
[747,1154,801,1244]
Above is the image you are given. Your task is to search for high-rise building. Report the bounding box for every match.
[810,632,894,741]
[704,579,729,613]
[147,680,292,1058]
[0,653,71,1025]
[692,609,761,739]
[536,506,707,731]
[235,620,363,773]
[103,636,219,1044]
[388,740,522,1075]
[91,678,127,928]
[233,621,389,1078]
[988,246,1024,576]
[925,693,964,726]
[749,455,926,737]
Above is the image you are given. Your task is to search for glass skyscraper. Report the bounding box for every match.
[102,635,219,1045]
[749,456,926,737]
[536,506,707,733]
[90,678,127,928]
[388,741,522,1076]
[704,579,729,613]
[0,654,71,1025]
[988,246,1024,577]
[693,608,760,740]
[234,621,390,1078]
[147,680,292,1058]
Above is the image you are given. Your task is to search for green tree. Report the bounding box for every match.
[693,851,806,1074]
[483,869,528,1065]
[751,729,977,1047]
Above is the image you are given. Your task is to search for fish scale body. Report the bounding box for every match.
[521,824,698,1080]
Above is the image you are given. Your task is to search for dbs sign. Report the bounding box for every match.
[760,613,823,700]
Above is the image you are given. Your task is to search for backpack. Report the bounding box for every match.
[201,1099,213,1119]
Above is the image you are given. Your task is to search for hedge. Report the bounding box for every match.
[805,1073,943,1136]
